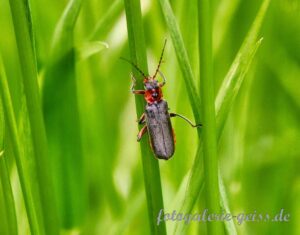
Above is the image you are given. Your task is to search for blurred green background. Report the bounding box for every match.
[0,0,299,234]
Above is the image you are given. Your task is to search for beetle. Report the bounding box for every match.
[122,40,201,160]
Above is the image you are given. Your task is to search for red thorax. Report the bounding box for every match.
[143,78,163,104]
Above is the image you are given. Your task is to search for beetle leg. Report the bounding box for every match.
[131,73,145,94]
[132,90,145,95]
[170,113,202,128]
[131,90,145,95]
[137,125,148,142]
[137,113,146,125]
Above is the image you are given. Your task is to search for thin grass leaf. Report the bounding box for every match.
[0,156,18,235]
[198,0,223,233]
[88,0,123,40]
[213,0,241,54]
[0,95,18,235]
[77,0,124,217]
[43,0,85,228]
[77,41,108,61]
[111,191,144,235]
[158,0,201,127]
[215,0,270,125]
[216,38,263,136]
[7,0,59,233]
[0,102,3,149]
[219,169,237,235]
[264,44,300,110]
[0,54,45,235]
[123,0,166,234]
[50,0,82,61]
[173,0,270,233]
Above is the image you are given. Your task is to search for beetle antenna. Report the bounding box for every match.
[120,57,147,78]
[153,39,167,79]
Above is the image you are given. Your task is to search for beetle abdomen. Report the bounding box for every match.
[145,100,175,160]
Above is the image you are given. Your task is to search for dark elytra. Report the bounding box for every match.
[145,100,174,160]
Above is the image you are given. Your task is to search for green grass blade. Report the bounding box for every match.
[123,0,166,234]
[88,0,123,40]
[216,38,263,135]
[50,0,82,60]
[77,41,108,61]
[0,155,18,235]
[7,0,60,233]
[43,0,84,229]
[219,170,237,235]
[213,0,241,54]
[215,0,271,134]
[158,0,201,127]
[0,55,44,235]
[173,0,270,234]
[265,44,300,110]
[198,0,223,234]
[0,95,18,235]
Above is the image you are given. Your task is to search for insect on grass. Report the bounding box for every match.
[122,40,201,160]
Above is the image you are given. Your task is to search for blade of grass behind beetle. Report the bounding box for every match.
[124,0,166,234]
[158,0,201,129]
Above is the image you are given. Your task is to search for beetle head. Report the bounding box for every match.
[144,77,163,104]
[143,77,158,89]
[121,39,167,105]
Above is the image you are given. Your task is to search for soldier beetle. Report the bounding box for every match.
[122,40,201,160]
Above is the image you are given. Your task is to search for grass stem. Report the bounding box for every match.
[0,55,43,235]
[198,0,223,234]
[7,0,59,233]
[0,98,18,235]
[123,0,167,234]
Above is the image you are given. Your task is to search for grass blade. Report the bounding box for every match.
[213,0,241,54]
[0,155,17,235]
[7,0,59,233]
[264,44,300,110]
[0,55,44,235]
[0,95,18,235]
[77,41,108,61]
[198,0,223,234]
[50,0,82,61]
[123,0,166,234]
[173,0,270,234]
[43,0,84,229]
[158,0,201,127]
[215,1,271,134]
[88,0,123,40]
[219,169,237,235]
